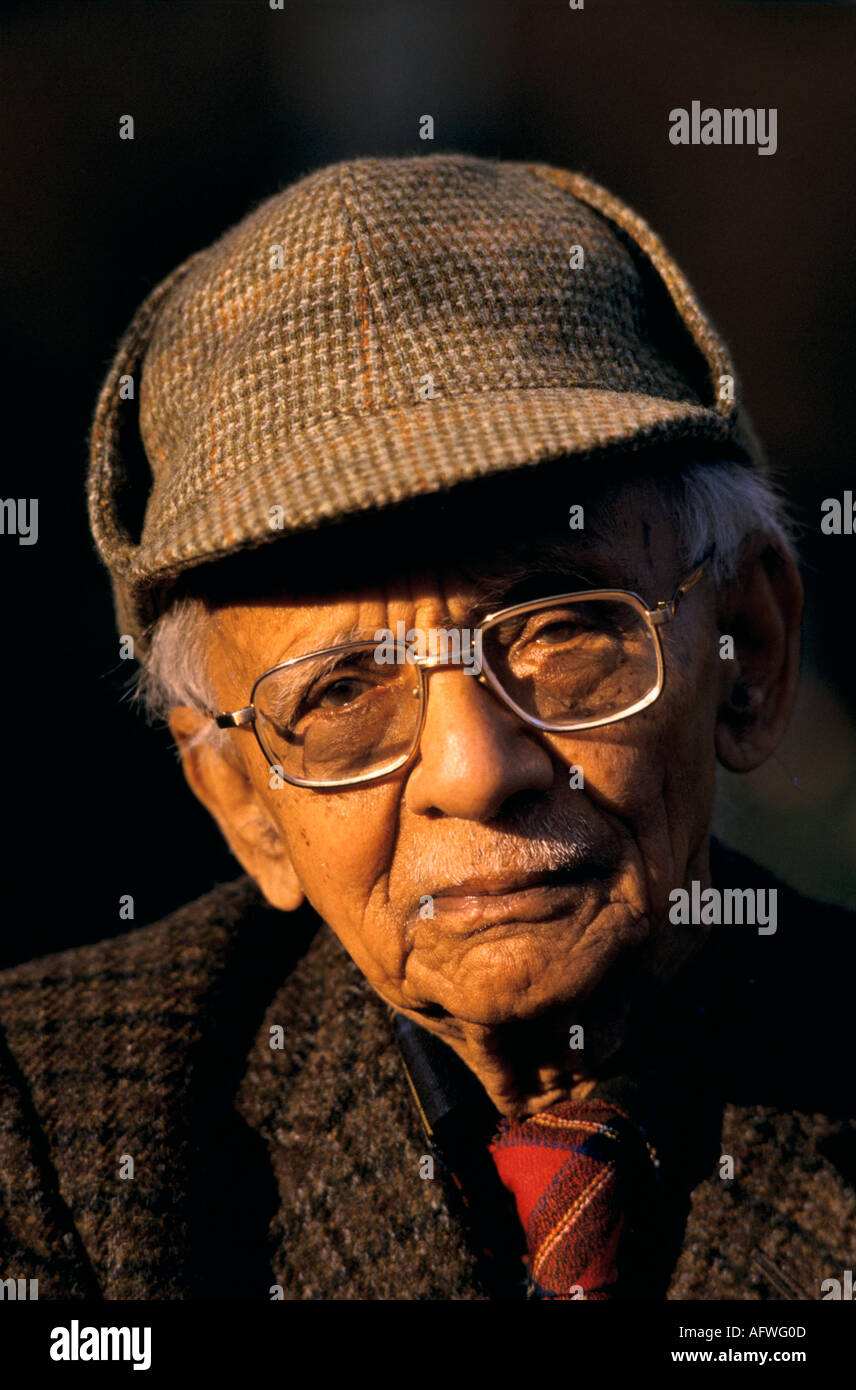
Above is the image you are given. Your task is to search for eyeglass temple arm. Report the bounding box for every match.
[649,544,715,626]
[207,706,255,728]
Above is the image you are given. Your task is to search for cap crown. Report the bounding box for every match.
[89,155,757,649]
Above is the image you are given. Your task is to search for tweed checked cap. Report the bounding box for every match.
[88,154,761,651]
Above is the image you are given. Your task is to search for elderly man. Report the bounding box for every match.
[0,155,853,1303]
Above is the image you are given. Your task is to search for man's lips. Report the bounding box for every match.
[425,869,599,936]
[433,868,578,898]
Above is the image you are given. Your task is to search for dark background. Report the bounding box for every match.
[1,0,854,967]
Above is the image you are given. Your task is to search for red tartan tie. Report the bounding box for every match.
[489,1096,660,1300]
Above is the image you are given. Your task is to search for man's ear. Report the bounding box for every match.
[168,706,305,911]
[715,539,803,773]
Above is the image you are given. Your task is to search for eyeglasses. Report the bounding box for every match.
[205,549,713,789]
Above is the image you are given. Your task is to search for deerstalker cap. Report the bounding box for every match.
[88,154,762,652]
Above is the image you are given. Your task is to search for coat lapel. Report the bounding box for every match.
[236,921,487,1299]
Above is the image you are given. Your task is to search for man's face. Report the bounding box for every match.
[189,479,726,1114]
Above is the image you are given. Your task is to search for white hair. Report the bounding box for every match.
[130,458,798,757]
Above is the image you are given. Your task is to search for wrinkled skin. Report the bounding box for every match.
[171,485,802,1119]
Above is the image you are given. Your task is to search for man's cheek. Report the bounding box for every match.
[578,743,661,818]
[586,691,708,830]
[280,786,396,892]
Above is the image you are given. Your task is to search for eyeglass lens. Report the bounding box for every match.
[253,597,659,783]
[483,596,658,725]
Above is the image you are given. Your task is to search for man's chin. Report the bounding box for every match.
[419,1006,631,1120]
[399,899,652,1030]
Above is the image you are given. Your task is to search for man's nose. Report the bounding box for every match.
[403,668,555,820]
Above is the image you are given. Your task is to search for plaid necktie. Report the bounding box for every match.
[489,1092,662,1300]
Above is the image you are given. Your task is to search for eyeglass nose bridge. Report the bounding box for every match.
[406,645,492,718]
[402,648,521,784]
[408,648,485,673]
[408,647,541,748]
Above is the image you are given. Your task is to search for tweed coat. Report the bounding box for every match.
[0,842,853,1301]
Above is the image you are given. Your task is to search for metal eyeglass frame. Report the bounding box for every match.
[205,546,714,789]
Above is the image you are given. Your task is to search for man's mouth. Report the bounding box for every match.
[434,868,581,898]
[427,868,603,936]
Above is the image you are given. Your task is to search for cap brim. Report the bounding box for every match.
[143,388,744,565]
[125,385,749,639]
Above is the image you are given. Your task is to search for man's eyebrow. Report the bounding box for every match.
[467,548,621,617]
[265,546,622,662]
[272,622,378,665]
[261,640,372,727]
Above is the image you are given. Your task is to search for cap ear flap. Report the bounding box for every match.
[525,163,767,474]
[87,250,206,651]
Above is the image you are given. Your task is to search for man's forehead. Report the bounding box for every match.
[210,517,668,669]
[370,531,631,610]
[195,460,683,668]
[242,519,616,605]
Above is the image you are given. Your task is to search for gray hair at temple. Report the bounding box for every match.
[130,457,798,757]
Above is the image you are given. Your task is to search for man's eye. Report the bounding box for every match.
[530,619,589,645]
[312,675,372,709]
[298,664,386,719]
[521,611,600,644]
